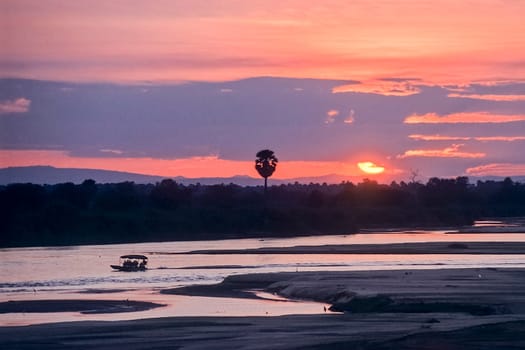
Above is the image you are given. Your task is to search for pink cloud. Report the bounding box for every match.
[332,80,421,96]
[325,109,356,124]
[404,112,525,124]
[409,134,525,142]
[448,93,525,101]
[0,98,31,114]
[397,144,486,159]
[408,134,470,141]
[325,109,339,124]
[344,109,355,124]
[466,163,525,177]
[475,136,525,142]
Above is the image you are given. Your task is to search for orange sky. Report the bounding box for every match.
[0,150,399,181]
[2,1,524,85]
[1,1,525,181]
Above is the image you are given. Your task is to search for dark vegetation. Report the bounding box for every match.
[1,176,524,247]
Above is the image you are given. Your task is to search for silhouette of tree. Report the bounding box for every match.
[151,179,182,209]
[409,168,420,184]
[255,149,278,193]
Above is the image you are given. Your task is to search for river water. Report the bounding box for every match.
[1,227,524,326]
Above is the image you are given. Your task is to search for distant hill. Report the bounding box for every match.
[0,166,355,186]
[0,166,165,185]
[0,166,289,186]
[0,166,367,186]
[1,166,523,186]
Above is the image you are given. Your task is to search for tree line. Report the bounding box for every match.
[1,176,524,247]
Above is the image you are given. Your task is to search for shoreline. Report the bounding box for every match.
[3,220,523,249]
[165,241,525,255]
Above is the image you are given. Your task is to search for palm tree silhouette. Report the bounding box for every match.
[255,149,278,193]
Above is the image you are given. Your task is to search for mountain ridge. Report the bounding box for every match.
[0,166,366,186]
[1,166,524,186]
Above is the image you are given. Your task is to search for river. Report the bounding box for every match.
[1,226,524,326]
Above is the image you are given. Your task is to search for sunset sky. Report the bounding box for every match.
[1,0,525,182]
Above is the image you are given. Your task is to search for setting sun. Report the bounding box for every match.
[357,161,385,175]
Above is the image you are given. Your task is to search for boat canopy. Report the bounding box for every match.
[120,254,148,260]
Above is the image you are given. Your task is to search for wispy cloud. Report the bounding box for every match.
[409,134,470,141]
[344,109,355,124]
[404,112,525,124]
[0,98,31,114]
[333,80,421,96]
[466,163,525,177]
[448,93,525,101]
[409,134,525,142]
[475,136,525,142]
[325,109,356,124]
[100,149,124,155]
[397,144,486,159]
[325,109,339,124]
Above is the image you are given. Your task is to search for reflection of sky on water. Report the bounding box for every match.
[1,230,524,325]
[1,290,332,327]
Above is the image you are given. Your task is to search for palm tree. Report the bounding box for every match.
[255,149,278,193]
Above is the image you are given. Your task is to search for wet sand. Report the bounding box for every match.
[2,314,524,350]
[0,299,165,315]
[2,267,525,349]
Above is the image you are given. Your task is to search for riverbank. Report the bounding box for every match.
[167,240,525,255]
[2,267,525,349]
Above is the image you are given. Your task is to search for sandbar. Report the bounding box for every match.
[2,267,525,349]
[0,299,165,315]
[171,241,525,255]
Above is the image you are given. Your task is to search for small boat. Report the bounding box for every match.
[111,254,148,272]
